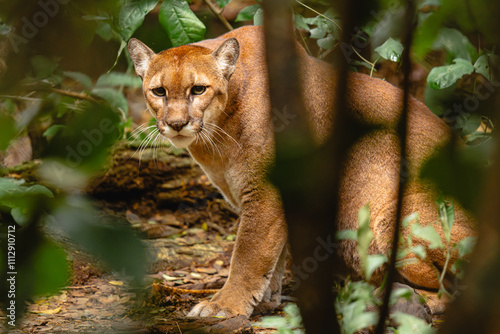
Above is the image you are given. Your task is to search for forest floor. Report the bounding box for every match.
[0,143,295,334]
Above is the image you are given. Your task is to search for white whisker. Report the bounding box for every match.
[203,122,241,149]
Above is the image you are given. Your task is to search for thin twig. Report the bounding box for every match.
[202,0,234,31]
[352,47,377,76]
[50,88,99,102]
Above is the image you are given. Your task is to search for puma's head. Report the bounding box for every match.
[128,38,240,148]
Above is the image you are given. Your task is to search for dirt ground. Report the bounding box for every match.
[0,143,295,334]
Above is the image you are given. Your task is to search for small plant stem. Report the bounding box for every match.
[439,249,452,295]
[352,47,377,76]
[295,0,342,31]
[202,0,234,31]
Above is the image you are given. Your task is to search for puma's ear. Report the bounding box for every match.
[213,38,240,79]
[128,38,155,78]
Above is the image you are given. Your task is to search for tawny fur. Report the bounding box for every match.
[128,26,475,318]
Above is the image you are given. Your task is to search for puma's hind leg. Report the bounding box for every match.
[382,183,475,310]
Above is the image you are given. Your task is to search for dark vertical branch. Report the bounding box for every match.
[374,1,416,333]
[262,1,340,333]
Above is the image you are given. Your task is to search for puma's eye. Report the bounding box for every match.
[191,85,207,95]
[152,87,166,97]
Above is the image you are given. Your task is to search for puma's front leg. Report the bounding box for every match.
[187,185,288,317]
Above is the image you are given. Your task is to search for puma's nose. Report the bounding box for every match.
[168,120,188,132]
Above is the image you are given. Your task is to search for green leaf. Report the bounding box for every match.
[254,316,289,329]
[29,239,70,296]
[309,27,326,39]
[43,103,121,173]
[375,38,404,62]
[96,21,115,41]
[50,198,146,283]
[92,87,129,113]
[317,34,336,50]
[357,205,375,280]
[365,254,388,280]
[411,224,443,250]
[253,8,263,26]
[216,0,231,8]
[436,197,454,244]
[390,287,413,304]
[293,13,310,31]
[336,229,357,240]
[117,0,159,40]
[31,55,59,79]
[283,303,302,327]
[235,4,260,22]
[43,125,66,140]
[427,58,474,89]
[64,71,93,90]
[402,212,419,228]
[474,54,500,83]
[0,178,53,213]
[433,28,477,62]
[391,312,435,334]
[456,236,477,258]
[159,0,206,47]
[410,244,427,259]
[344,311,378,334]
[96,72,143,88]
[0,114,17,151]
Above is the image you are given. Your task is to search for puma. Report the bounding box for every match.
[128,25,475,318]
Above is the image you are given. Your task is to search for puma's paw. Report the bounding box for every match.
[187,299,252,318]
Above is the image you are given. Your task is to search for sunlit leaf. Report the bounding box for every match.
[159,0,206,47]
[402,212,419,228]
[96,72,143,88]
[427,58,474,89]
[357,205,375,280]
[336,229,357,240]
[293,13,310,31]
[365,254,388,280]
[375,37,404,62]
[457,236,477,258]
[254,316,289,328]
[411,224,443,249]
[253,8,263,26]
[317,34,336,50]
[390,287,413,303]
[391,312,435,334]
[436,197,454,244]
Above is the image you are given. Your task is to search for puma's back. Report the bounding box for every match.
[129,25,475,318]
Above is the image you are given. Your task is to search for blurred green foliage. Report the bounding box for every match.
[0,0,497,330]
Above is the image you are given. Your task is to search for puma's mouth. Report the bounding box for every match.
[173,134,188,139]
[168,134,195,149]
